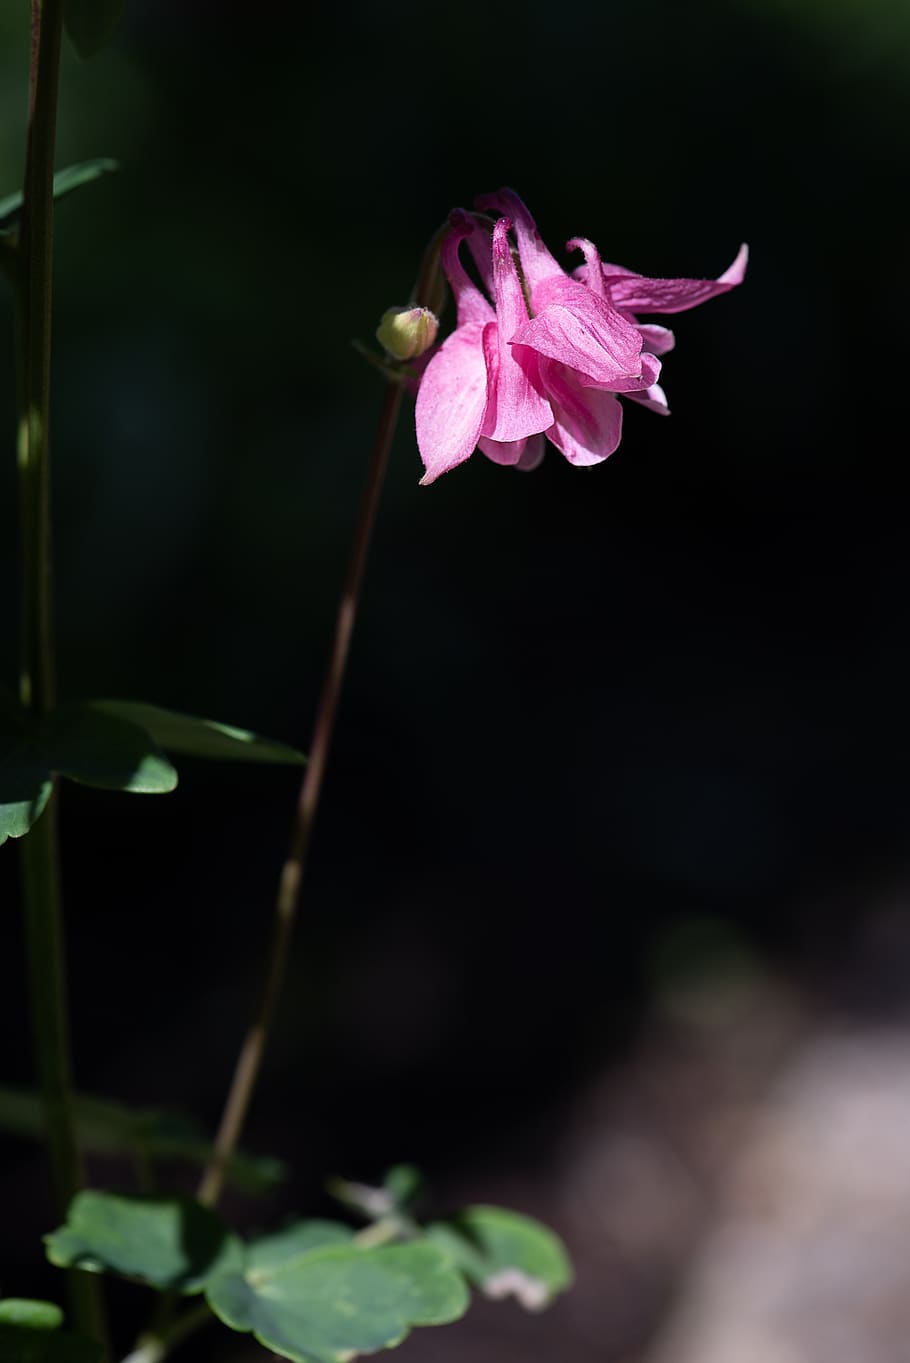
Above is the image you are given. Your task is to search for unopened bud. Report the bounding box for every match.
[376,305,439,361]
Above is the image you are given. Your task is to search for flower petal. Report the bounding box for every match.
[512,276,644,387]
[636,323,675,355]
[478,434,531,466]
[596,243,749,314]
[441,216,496,329]
[578,349,662,393]
[480,219,553,443]
[416,320,490,484]
[624,382,670,415]
[516,433,546,472]
[475,188,564,295]
[539,359,624,466]
[566,237,607,299]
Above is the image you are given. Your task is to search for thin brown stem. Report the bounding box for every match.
[197,379,405,1207]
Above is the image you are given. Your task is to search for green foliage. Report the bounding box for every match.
[0,696,305,844]
[0,1299,101,1362]
[206,1239,469,1363]
[45,1192,241,1293]
[44,1189,571,1363]
[0,1301,63,1330]
[63,0,125,59]
[427,1206,573,1310]
[0,159,119,236]
[0,752,52,847]
[89,700,306,765]
[0,1086,285,1193]
[46,704,178,794]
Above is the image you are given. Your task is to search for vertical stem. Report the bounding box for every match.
[197,378,405,1208]
[16,1,107,1349]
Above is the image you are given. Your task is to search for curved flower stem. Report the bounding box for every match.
[197,377,406,1208]
[16,1,107,1351]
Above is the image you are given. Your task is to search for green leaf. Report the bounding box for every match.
[0,1301,101,1363]
[242,1220,355,1272]
[427,1207,573,1311]
[45,1192,241,1294]
[383,1164,423,1210]
[206,1239,469,1363]
[42,705,177,794]
[0,1087,285,1193]
[0,718,53,846]
[89,701,305,766]
[0,159,118,234]
[63,0,126,58]
[0,1302,63,1330]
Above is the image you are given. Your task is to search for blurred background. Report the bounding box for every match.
[2,1,910,1359]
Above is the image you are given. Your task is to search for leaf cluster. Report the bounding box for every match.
[0,696,305,846]
[38,1187,571,1363]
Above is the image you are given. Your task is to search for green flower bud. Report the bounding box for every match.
[376,306,439,361]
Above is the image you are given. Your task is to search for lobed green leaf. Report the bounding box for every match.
[0,1301,63,1330]
[427,1206,573,1311]
[0,1299,101,1362]
[206,1238,469,1363]
[45,1192,241,1294]
[88,700,305,765]
[0,716,53,845]
[44,705,177,794]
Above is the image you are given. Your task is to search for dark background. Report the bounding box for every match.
[2,0,910,1356]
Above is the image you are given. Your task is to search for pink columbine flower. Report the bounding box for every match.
[415,212,552,485]
[414,190,746,484]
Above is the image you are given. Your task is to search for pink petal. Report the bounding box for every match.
[636,323,675,355]
[478,434,532,466]
[539,358,624,466]
[441,218,496,330]
[462,219,495,297]
[566,237,607,299]
[598,243,749,314]
[516,434,546,472]
[416,320,490,485]
[512,276,644,388]
[625,382,670,415]
[480,219,553,443]
[475,188,564,295]
[578,349,662,393]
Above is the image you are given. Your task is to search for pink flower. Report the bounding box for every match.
[415,212,552,485]
[414,190,746,484]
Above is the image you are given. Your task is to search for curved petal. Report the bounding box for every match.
[636,322,675,355]
[480,219,553,442]
[416,321,489,484]
[516,433,546,472]
[624,382,670,415]
[578,349,662,393]
[598,243,749,314]
[539,359,624,466]
[566,237,606,299]
[478,434,529,466]
[512,276,643,387]
[475,187,564,295]
[441,216,496,329]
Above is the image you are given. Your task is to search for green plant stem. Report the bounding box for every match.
[197,376,406,1208]
[16,0,107,1350]
[119,1304,213,1363]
